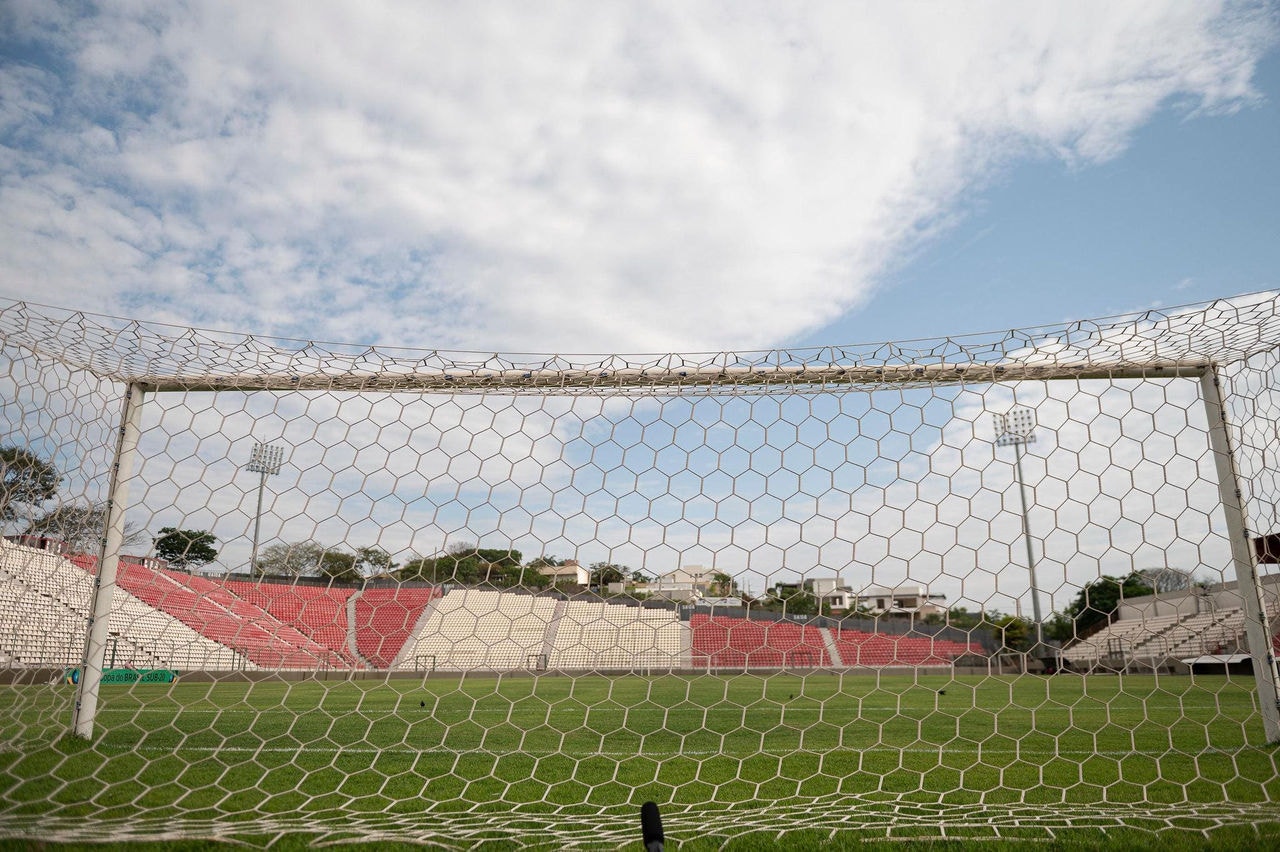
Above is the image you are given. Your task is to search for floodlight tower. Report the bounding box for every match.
[246,441,284,574]
[994,406,1044,653]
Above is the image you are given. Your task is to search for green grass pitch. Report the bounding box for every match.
[1,672,1279,849]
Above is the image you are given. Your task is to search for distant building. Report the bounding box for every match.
[648,565,716,602]
[854,584,947,618]
[538,559,589,587]
[772,575,851,611]
[806,576,849,609]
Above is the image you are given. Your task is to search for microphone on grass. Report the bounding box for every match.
[640,801,664,852]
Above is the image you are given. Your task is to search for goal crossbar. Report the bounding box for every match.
[6,292,1278,392]
[125,361,1214,394]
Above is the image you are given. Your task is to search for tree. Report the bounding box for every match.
[1051,573,1154,641]
[24,502,147,553]
[0,446,59,523]
[926,606,976,629]
[254,540,326,577]
[433,542,487,584]
[397,554,443,583]
[153,527,218,569]
[252,541,391,582]
[446,545,523,585]
[396,544,529,587]
[589,562,627,588]
[709,571,737,597]
[354,546,397,577]
[1042,611,1076,644]
[473,547,522,574]
[987,613,1031,652]
[488,559,541,589]
[1139,566,1194,595]
[765,584,821,616]
[921,606,1029,651]
[513,555,564,590]
[317,549,361,584]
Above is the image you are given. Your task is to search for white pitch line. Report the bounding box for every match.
[9,742,1257,759]
[85,701,1245,717]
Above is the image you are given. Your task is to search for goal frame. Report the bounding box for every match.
[64,362,1280,741]
[1,295,1276,741]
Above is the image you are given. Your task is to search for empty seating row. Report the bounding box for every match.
[355,587,441,667]
[404,589,559,670]
[116,564,347,669]
[690,614,980,669]
[222,579,355,659]
[1,540,251,670]
[1064,613,1186,664]
[828,629,978,667]
[691,615,832,668]
[551,601,684,670]
[58,551,439,669]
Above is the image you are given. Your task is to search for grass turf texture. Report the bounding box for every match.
[0,672,1278,849]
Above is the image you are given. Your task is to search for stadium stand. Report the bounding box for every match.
[0,579,84,666]
[114,563,349,669]
[5,539,1002,676]
[691,614,980,670]
[1063,613,1190,667]
[398,588,557,670]
[690,614,831,668]
[1059,600,1280,669]
[826,624,979,667]
[1136,611,1242,659]
[222,579,355,661]
[0,539,250,670]
[353,586,440,667]
[551,600,684,670]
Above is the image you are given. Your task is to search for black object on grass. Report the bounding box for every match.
[640,801,664,852]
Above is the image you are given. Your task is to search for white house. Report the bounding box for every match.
[772,575,851,611]
[854,584,947,618]
[538,559,590,587]
[648,564,716,602]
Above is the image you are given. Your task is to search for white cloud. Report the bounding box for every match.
[0,2,1272,351]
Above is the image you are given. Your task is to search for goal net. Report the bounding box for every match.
[1,293,1279,847]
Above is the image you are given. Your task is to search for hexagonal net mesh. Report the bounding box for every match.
[2,293,1280,847]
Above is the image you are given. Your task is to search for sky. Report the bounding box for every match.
[1,1,1277,355]
[820,47,1280,348]
[3,2,1280,611]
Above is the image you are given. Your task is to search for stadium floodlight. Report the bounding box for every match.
[993,406,1044,656]
[246,442,284,574]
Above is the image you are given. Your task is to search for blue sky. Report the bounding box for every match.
[815,48,1280,347]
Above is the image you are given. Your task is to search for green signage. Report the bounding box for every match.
[65,669,178,684]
